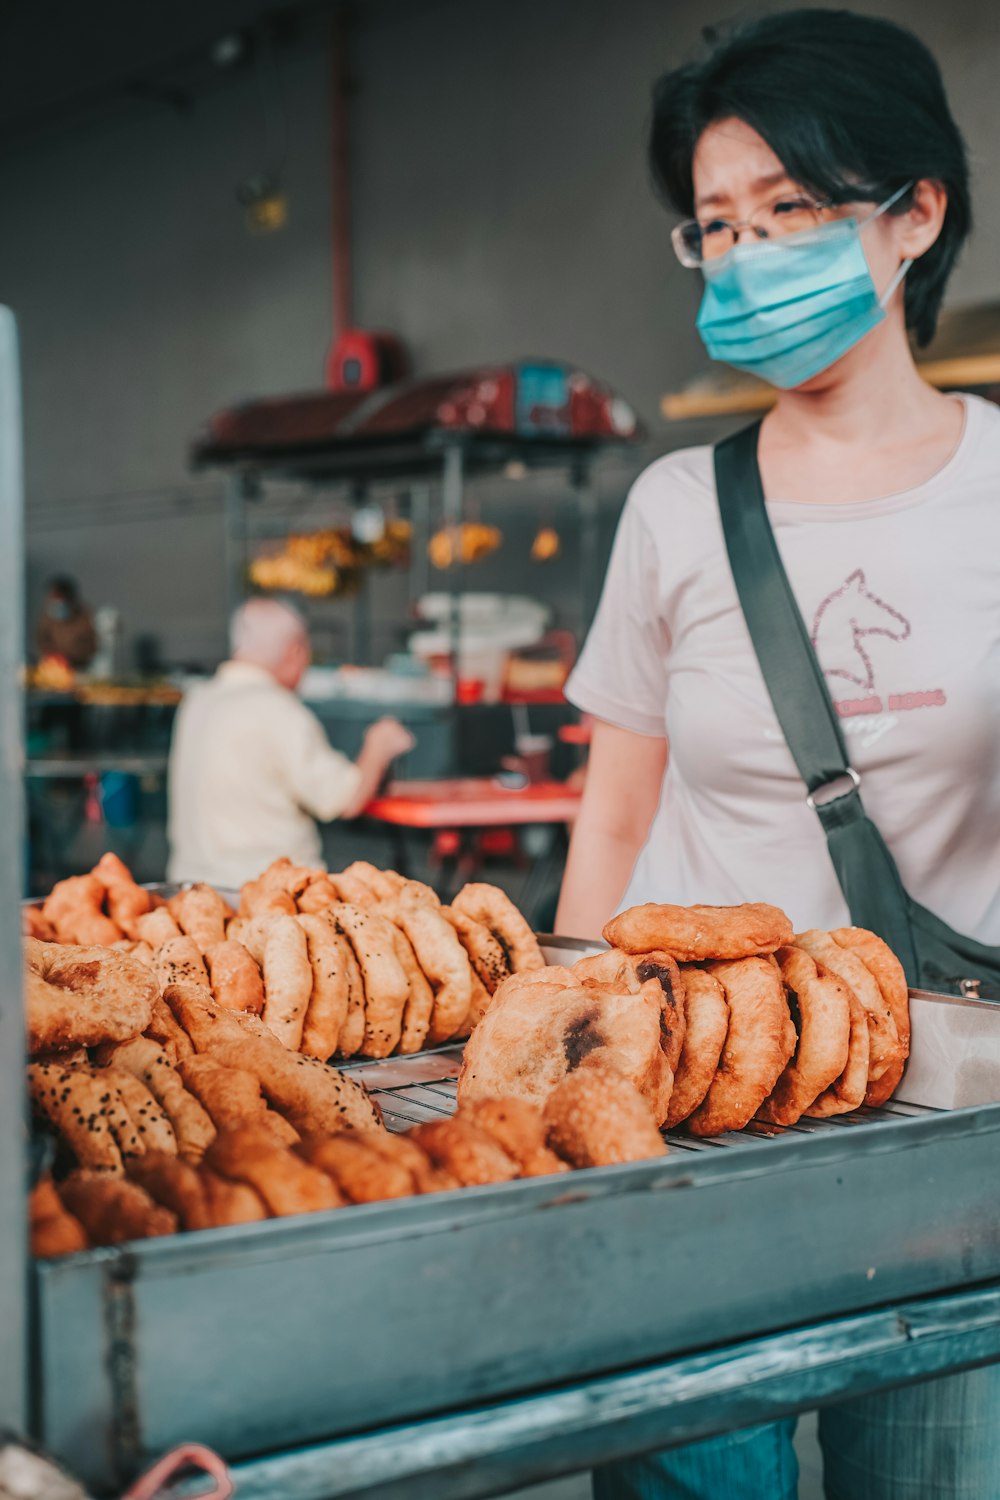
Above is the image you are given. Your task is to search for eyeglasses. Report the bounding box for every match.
[672,194,835,267]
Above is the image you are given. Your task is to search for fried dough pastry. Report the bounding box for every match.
[135,906,183,949]
[156,936,211,995]
[205,1125,342,1217]
[464,1097,568,1176]
[441,906,510,993]
[107,1038,217,1163]
[544,1064,668,1167]
[145,995,196,1063]
[604,902,793,963]
[199,1169,269,1227]
[298,1132,414,1203]
[126,1151,211,1230]
[257,857,316,898]
[225,914,275,965]
[385,898,473,1046]
[330,871,379,907]
[59,1170,177,1244]
[25,937,156,1055]
[239,877,297,919]
[805,990,872,1118]
[341,861,404,901]
[795,930,902,1105]
[103,1067,179,1154]
[757,948,852,1126]
[23,906,56,941]
[664,967,730,1129]
[363,1130,458,1193]
[42,874,121,946]
[165,989,383,1132]
[94,854,153,937]
[178,1055,299,1145]
[409,1117,519,1186]
[334,933,367,1058]
[30,1177,89,1258]
[451,883,545,972]
[260,915,312,1050]
[29,1062,126,1171]
[688,957,796,1136]
[832,924,911,1058]
[573,949,686,1075]
[111,938,155,968]
[205,939,264,1015]
[457,972,675,1124]
[169,884,228,952]
[330,903,408,1057]
[388,922,436,1054]
[297,914,352,1059]
[450,966,494,1040]
[297,876,341,914]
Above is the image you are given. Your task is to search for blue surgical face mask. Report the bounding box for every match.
[695,184,914,389]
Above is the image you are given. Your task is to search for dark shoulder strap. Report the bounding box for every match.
[713,422,853,798]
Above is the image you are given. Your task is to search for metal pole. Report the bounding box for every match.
[0,305,29,1434]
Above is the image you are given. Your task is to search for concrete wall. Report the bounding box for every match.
[6,0,1000,666]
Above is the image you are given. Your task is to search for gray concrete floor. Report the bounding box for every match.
[500,1413,825,1499]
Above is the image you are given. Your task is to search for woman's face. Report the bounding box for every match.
[690,117,911,303]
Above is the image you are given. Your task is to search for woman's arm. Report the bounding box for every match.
[555,718,667,940]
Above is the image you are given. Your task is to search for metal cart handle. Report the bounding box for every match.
[120,1443,233,1500]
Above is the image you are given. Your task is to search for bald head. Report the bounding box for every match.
[230,598,311,689]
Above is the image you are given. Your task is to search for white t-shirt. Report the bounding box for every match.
[566,394,1000,940]
[167,661,362,890]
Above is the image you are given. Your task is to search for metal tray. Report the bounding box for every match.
[31,951,1000,1494]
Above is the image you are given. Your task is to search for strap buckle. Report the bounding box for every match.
[805,767,861,812]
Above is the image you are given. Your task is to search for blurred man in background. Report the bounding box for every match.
[35,575,97,669]
[168,597,413,888]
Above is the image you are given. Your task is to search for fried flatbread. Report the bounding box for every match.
[757,947,852,1126]
[603,901,793,963]
[688,957,796,1136]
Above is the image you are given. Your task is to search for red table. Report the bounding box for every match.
[364,777,582,907]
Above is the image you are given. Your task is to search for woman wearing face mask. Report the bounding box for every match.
[36,576,98,670]
[558,10,1000,1500]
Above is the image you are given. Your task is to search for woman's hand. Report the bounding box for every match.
[555,718,667,941]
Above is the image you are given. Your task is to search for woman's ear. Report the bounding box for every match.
[898,178,948,259]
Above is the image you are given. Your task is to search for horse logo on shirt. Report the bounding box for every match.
[810,569,911,692]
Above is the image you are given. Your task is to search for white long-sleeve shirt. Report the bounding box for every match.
[167,661,361,890]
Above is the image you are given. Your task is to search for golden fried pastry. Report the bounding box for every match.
[757,947,852,1127]
[341,861,403,901]
[664,968,729,1128]
[832,924,911,1056]
[29,1062,126,1171]
[450,966,494,1040]
[451,883,545,972]
[257,857,316,898]
[199,1169,270,1226]
[387,922,436,1054]
[125,1151,211,1230]
[794,930,902,1105]
[91,851,135,888]
[177,1055,299,1145]
[441,906,511,993]
[25,937,156,1055]
[805,990,872,1118]
[574,950,686,1074]
[145,994,196,1062]
[169,884,229,952]
[156,936,211,995]
[544,1064,668,1167]
[688,957,796,1136]
[42,873,121,946]
[298,1132,414,1203]
[409,1117,519,1186]
[334,933,367,1058]
[103,1068,178,1155]
[135,906,183,949]
[59,1171,177,1244]
[22,906,56,941]
[205,939,264,1015]
[603,901,794,963]
[239,877,297,919]
[295,915,349,1059]
[30,1177,89,1258]
[258,915,313,1050]
[224,914,275,965]
[93,854,153,938]
[364,1131,458,1193]
[165,989,383,1132]
[458,972,676,1124]
[463,1097,568,1176]
[297,876,341,914]
[107,1038,217,1163]
[386,898,473,1046]
[206,1126,342,1217]
[330,902,409,1057]
[329,871,379,907]
[111,938,156,968]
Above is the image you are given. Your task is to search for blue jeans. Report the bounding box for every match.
[591,1367,1000,1500]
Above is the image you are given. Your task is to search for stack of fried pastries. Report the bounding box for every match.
[32,1062,666,1257]
[460,902,910,1136]
[25,855,543,1060]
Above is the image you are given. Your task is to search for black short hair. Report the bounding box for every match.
[649,9,971,346]
[46,575,78,602]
